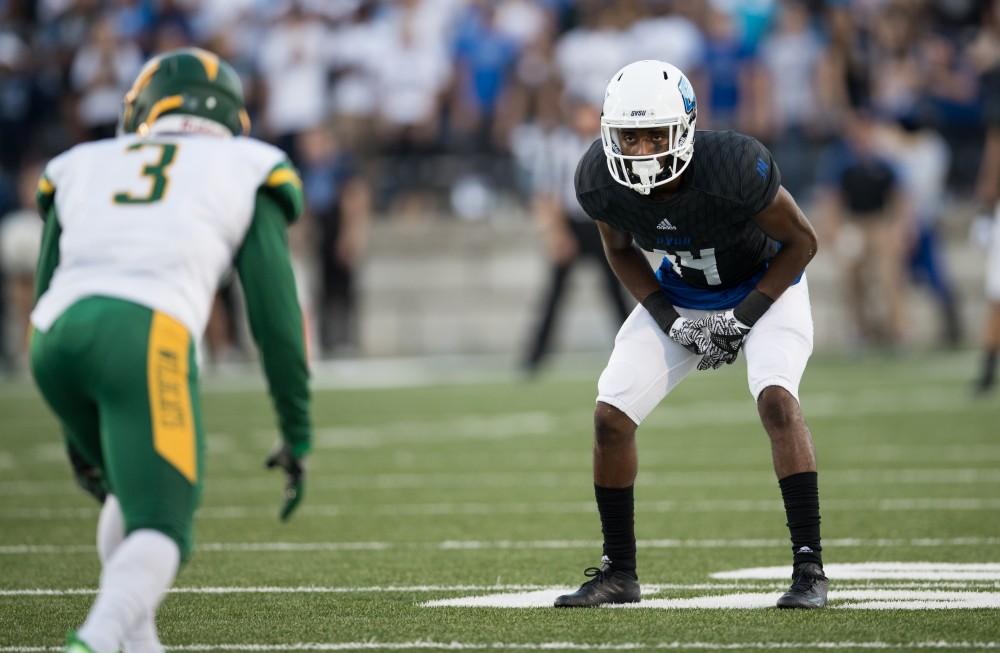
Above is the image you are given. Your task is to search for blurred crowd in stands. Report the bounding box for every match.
[1,0,999,368]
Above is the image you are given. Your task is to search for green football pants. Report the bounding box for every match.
[30,296,204,561]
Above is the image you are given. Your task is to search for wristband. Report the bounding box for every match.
[733,289,774,327]
[641,290,681,333]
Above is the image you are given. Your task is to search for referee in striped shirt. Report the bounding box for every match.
[523,98,630,373]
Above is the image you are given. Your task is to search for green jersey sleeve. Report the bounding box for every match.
[261,160,304,223]
[235,188,311,458]
[34,175,61,304]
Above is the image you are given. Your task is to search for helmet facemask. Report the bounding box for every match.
[601,114,695,195]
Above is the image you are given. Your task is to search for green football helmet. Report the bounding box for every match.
[119,47,250,136]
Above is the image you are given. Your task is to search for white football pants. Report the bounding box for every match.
[597,276,814,425]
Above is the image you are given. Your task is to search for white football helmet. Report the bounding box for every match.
[601,60,697,195]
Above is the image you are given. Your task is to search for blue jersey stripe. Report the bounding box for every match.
[655,259,801,310]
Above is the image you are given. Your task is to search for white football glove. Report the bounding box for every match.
[668,316,711,355]
[697,310,751,371]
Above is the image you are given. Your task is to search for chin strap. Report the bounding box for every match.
[630,159,662,195]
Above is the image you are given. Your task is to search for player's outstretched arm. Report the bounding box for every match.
[235,188,312,521]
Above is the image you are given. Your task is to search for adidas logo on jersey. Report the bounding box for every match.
[656,217,677,230]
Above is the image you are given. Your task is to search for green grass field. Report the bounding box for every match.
[1,351,999,652]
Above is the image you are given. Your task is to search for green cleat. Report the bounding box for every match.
[64,631,99,653]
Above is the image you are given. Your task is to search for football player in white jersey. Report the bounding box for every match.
[30,48,312,653]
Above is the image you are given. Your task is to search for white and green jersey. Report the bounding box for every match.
[33,127,299,337]
[33,121,311,457]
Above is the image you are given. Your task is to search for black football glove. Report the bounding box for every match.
[67,446,107,504]
[667,316,711,355]
[697,310,751,371]
[265,443,305,522]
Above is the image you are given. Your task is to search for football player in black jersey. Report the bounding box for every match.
[553,60,827,609]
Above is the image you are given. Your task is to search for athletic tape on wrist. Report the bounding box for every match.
[641,290,681,333]
[733,289,774,327]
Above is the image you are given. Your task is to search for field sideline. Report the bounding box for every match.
[1,351,998,652]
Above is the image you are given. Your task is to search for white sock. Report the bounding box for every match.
[97,496,125,563]
[123,623,166,653]
[95,498,165,653]
[78,530,179,653]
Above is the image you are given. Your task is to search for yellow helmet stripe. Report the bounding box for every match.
[141,95,185,130]
[239,108,251,135]
[126,59,161,103]
[190,48,219,81]
[123,58,162,128]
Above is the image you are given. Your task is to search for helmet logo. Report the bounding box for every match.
[678,76,696,115]
[630,110,647,117]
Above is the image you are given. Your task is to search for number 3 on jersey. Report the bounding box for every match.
[663,248,721,286]
[113,142,178,205]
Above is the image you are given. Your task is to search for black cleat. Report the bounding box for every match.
[554,558,640,608]
[776,562,828,609]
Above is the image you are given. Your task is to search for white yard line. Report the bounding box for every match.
[7,467,1000,496]
[426,589,1000,610]
[631,590,1000,610]
[0,584,564,597]
[713,563,1000,581]
[2,641,1000,652]
[436,537,1000,550]
[5,580,1000,598]
[5,385,999,466]
[6,497,1000,521]
[3,537,999,556]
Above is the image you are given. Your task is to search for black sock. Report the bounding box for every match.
[778,471,823,568]
[978,350,997,390]
[594,484,636,577]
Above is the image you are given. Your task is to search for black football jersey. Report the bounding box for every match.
[575,130,782,290]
